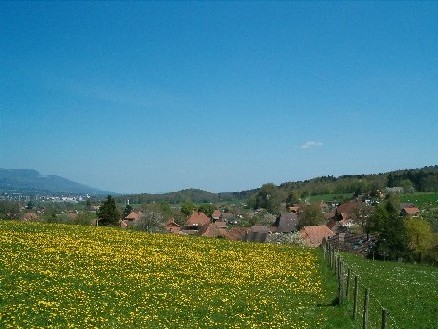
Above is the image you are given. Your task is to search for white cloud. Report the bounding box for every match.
[301,141,323,149]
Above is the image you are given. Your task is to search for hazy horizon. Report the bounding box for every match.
[2,2,438,194]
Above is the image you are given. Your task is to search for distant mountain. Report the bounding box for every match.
[0,169,110,195]
[120,188,253,205]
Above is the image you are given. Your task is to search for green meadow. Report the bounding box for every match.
[339,252,438,329]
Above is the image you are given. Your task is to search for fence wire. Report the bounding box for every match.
[325,244,402,329]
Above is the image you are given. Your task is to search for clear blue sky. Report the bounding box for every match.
[1,1,437,194]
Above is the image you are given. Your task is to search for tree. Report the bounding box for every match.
[97,195,120,226]
[198,203,215,218]
[370,199,411,261]
[404,218,433,260]
[26,201,34,210]
[72,212,97,226]
[0,200,20,219]
[297,203,324,229]
[122,204,133,218]
[286,190,301,206]
[180,201,196,216]
[136,212,164,232]
[254,183,282,214]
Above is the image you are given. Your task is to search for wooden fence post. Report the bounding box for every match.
[381,308,388,329]
[353,276,359,320]
[362,288,370,329]
[338,261,344,305]
[331,249,336,270]
[346,267,351,300]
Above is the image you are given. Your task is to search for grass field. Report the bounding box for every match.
[338,252,438,329]
[400,192,438,209]
[307,194,352,203]
[0,221,354,329]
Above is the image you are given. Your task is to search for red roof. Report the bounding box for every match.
[300,225,335,247]
[125,211,140,221]
[402,207,420,216]
[212,210,222,219]
[186,212,210,227]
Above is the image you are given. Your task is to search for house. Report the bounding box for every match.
[165,218,181,233]
[401,207,420,217]
[222,226,248,241]
[121,211,141,228]
[201,221,228,238]
[244,225,271,243]
[271,213,298,233]
[299,225,335,247]
[222,212,238,225]
[185,212,210,231]
[335,201,361,218]
[211,210,222,222]
[125,211,141,221]
[22,212,39,221]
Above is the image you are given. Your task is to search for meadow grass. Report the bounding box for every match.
[0,221,353,329]
[400,192,438,209]
[339,252,438,329]
[307,194,352,203]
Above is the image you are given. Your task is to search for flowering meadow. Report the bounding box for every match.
[0,221,351,328]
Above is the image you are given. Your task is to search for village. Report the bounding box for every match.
[118,193,423,256]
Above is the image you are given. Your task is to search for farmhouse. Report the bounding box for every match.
[211,209,222,222]
[401,207,420,217]
[184,211,210,232]
[165,218,181,233]
[271,212,298,233]
[299,225,335,247]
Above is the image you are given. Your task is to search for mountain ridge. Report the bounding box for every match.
[0,169,110,195]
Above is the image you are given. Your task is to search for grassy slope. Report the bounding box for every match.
[339,252,438,329]
[0,221,353,329]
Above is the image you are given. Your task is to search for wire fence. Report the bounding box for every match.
[324,242,401,329]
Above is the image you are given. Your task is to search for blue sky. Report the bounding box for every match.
[1,1,437,194]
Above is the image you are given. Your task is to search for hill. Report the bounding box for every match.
[0,169,109,195]
[121,165,438,204]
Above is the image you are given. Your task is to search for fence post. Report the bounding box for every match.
[381,308,388,329]
[338,261,344,305]
[362,288,370,329]
[353,276,359,320]
[331,249,335,270]
[346,267,351,300]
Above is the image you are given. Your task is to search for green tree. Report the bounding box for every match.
[97,195,120,226]
[404,218,433,260]
[122,204,133,218]
[180,201,196,216]
[255,183,282,214]
[370,199,411,261]
[198,203,216,218]
[26,201,34,210]
[297,203,324,229]
[72,212,97,226]
[286,190,301,206]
